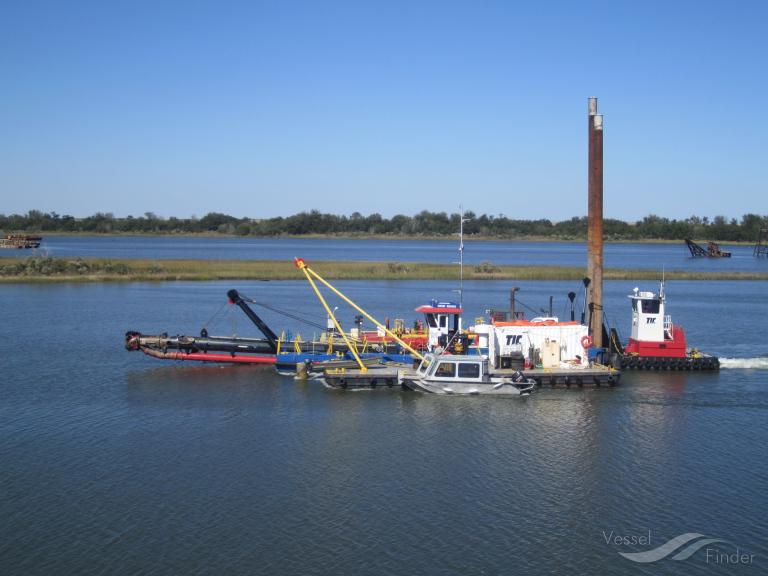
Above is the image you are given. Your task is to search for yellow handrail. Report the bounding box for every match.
[294,334,302,354]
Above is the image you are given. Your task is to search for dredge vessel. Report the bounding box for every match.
[125,99,715,383]
[125,288,425,367]
[126,259,621,388]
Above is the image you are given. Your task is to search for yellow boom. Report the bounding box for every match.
[294,257,424,362]
[295,257,367,371]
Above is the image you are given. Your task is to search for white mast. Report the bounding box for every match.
[456,206,471,332]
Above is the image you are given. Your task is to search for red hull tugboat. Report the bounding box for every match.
[612,284,719,370]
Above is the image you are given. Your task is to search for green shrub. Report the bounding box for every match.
[474,261,500,274]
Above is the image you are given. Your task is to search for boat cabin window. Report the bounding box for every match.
[641,299,660,314]
[439,315,447,328]
[457,363,480,378]
[435,362,456,377]
[418,358,433,374]
[425,314,438,328]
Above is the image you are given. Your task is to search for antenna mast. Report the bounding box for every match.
[457,206,471,332]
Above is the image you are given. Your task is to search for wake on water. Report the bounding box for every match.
[719,357,768,369]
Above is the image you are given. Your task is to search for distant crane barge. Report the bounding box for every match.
[0,234,42,249]
[684,238,731,258]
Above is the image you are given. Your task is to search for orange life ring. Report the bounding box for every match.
[581,335,593,349]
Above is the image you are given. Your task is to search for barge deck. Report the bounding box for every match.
[323,365,619,390]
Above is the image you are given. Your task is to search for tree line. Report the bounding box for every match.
[2,210,767,242]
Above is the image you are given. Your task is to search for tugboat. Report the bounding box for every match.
[611,283,719,370]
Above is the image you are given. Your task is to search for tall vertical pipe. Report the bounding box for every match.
[587,98,604,348]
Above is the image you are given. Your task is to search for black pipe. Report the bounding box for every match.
[227,289,279,352]
[581,278,590,325]
[168,335,275,354]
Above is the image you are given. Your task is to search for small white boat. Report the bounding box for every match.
[398,353,535,396]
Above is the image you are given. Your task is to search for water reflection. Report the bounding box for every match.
[3,279,768,576]
[125,365,279,405]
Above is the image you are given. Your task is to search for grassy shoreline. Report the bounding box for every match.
[4,230,760,245]
[2,256,767,283]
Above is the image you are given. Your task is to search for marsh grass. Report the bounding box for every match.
[1,256,766,282]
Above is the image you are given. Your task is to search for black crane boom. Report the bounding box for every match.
[227,289,279,352]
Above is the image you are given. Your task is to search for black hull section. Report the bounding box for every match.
[617,355,720,371]
[324,375,403,390]
[529,372,620,387]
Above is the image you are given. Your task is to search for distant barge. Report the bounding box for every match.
[0,234,42,249]
[684,238,731,258]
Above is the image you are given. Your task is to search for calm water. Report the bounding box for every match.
[2,279,767,575]
[13,235,768,272]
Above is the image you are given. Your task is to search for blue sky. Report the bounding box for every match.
[1,0,765,221]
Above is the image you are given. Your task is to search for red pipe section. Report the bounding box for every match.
[140,348,277,364]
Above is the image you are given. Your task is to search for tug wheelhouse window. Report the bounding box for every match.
[641,300,660,314]
[457,363,480,378]
[435,362,456,377]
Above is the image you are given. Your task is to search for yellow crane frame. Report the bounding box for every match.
[294,257,425,373]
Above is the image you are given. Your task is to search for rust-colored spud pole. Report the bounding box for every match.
[587,97,604,348]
